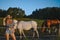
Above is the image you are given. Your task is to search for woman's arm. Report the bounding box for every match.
[3,17,6,26]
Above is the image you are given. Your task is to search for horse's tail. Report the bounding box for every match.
[41,20,47,32]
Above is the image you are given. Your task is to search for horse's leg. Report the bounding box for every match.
[18,29,23,39]
[48,25,51,34]
[58,24,60,36]
[54,27,57,33]
[22,30,26,38]
[18,29,26,39]
[35,29,39,38]
[48,29,51,34]
[42,26,46,32]
[47,22,51,34]
[33,31,35,37]
[41,22,46,32]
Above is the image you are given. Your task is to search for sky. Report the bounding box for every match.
[0,0,60,15]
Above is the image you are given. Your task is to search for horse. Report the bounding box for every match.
[42,19,60,34]
[13,20,39,38]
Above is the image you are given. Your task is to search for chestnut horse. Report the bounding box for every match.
[42,19,60,34]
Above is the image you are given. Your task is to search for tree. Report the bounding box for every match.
[0,9,7,17]
[7,7,25,18]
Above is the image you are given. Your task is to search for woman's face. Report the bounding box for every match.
[7,15,12,18]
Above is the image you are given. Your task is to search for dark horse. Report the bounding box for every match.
[42,19,60,35]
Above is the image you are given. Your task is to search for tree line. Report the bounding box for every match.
[0,7,60,20]
[28,7,60,20]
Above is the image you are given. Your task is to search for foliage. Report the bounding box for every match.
[0,7,25,18]
[7,7,25,18]
[0,9,7,17]
[28,7,60,19]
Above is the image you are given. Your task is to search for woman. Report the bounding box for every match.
[3,15,16,40]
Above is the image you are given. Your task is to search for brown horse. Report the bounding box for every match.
[42,19,60,34]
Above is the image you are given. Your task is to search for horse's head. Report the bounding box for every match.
[58,20,60,24]
[13,19,18,29]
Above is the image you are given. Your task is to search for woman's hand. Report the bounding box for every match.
[9,28,15,33]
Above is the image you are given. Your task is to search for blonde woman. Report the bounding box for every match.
[3,15,16,40]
